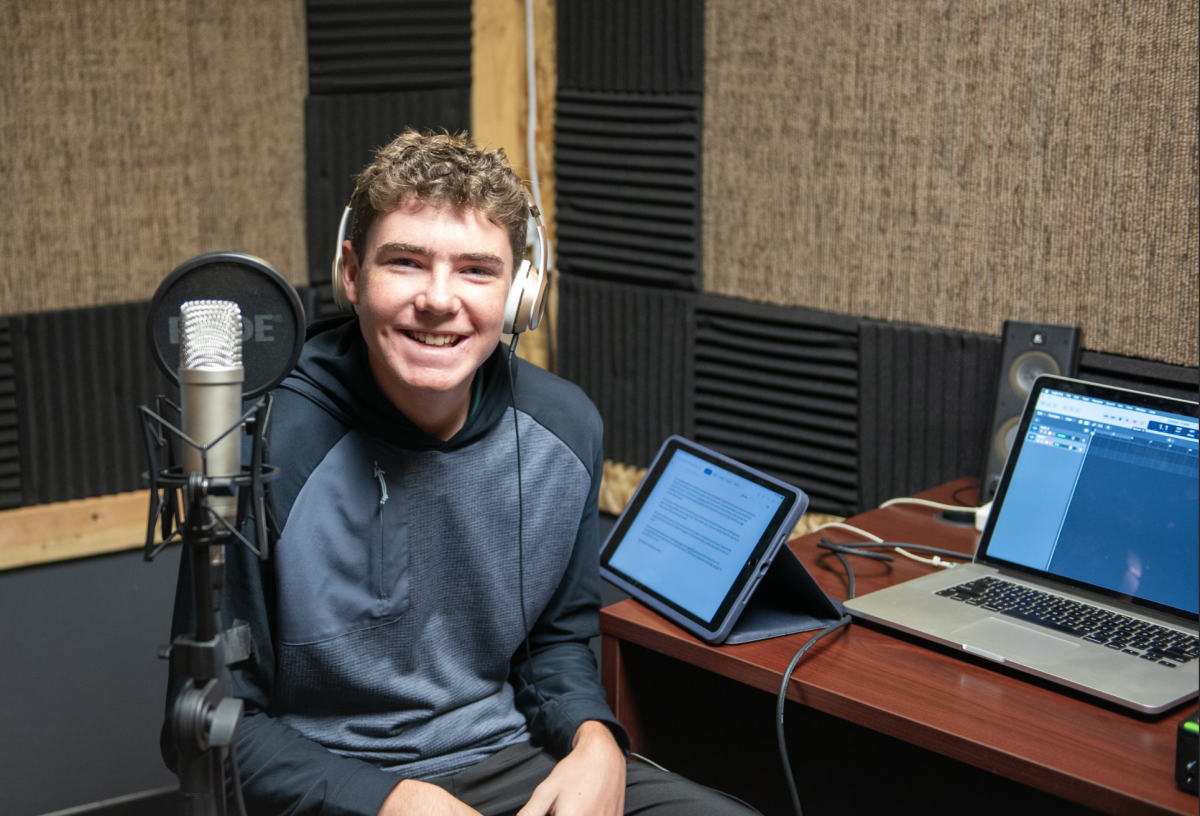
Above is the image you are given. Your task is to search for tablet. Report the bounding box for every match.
[600,436,809,644]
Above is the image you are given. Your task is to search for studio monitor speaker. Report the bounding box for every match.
[980,320,1082,502]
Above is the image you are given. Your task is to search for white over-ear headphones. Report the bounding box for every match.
[331,197,550,336]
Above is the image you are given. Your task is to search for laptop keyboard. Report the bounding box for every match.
[936,576,1199,668]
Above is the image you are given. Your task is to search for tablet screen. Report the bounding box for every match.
[602,442,793,627]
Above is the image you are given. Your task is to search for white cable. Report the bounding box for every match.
[811,522,962,569]
[631,753,671,773]
[893,548,958,569]
[879,497,978,512]
[879,497,994,533]
[524,0,546,229]
[523,0,557,371]
[811,522,883,543]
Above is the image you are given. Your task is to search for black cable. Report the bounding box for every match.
[775,614,853,816]
[872,541,969,559]
[779,530,968,814]
[818,538,967,560]
[506,335,543,705]
[833,551,854,602]
[817,539,894,562]
[774,538,860,816]
[951,483,980,506]
[775,535,874,816]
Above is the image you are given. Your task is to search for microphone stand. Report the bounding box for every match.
[140,396,280,816]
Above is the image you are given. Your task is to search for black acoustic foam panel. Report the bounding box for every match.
[300,283,347,323]
[10,302,173,506]
[558,0,704,93]
[555,90,702,289]
[693,295,860,517]
[558,275,692,468]
[857,322,1002,513]
[294,286,343,329]
[1078,351,1199,402]
[305,89,470,283]
[0,317,19,509]
[306,0,471,94]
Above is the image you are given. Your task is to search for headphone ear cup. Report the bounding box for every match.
[504,261,549,335]
[504,260,533,334]
[525,263,547,332]
[332,255,345,307]
[332,205,354,312]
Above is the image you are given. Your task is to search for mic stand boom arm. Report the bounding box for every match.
[140,396,280,816]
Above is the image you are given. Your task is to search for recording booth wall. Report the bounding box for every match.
[701,0,1198,369]
[0,1,309,321]
[554,0,1199,520]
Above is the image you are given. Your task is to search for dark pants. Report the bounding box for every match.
[427,741,760,815]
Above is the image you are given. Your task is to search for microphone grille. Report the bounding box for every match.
[180,300,243,369]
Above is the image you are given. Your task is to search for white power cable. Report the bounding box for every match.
[810,521,883,543]
[523,0,557,370]
[893,549,960,569]
[879,497,974,512]
[878,497,993,532]
[525,0,548,244]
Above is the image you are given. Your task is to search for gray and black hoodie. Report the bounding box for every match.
[167,317,627,815]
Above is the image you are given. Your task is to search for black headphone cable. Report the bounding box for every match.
[506,335,544,707]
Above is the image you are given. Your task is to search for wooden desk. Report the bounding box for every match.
[600,478,1196,816]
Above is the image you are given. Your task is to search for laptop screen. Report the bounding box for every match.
[982,381,1199,620]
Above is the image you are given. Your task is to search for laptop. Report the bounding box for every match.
[844,375,1199,713]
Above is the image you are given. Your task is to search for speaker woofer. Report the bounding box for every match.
[1009,350,1061,396]
[994,415,1023,460]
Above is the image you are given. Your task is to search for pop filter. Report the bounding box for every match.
[147,252,306,399]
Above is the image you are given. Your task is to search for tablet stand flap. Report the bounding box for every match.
[723,543,844,645]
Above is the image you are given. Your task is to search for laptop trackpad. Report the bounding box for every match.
[952,617,1079,664]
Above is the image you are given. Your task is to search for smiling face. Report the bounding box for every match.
[342,199,513,438]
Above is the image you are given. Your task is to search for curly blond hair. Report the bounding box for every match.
[348,129,529,273]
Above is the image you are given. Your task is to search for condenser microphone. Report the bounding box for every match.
[147,252,306,401]
[145,252,303,556]
[179,300,245,527]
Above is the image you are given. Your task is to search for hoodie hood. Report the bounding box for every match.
[278,316,512,452]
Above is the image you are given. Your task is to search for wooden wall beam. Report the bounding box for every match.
[472,0,558,371]
[0,491,159,572]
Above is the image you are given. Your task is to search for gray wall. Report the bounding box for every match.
[0,547,181,816]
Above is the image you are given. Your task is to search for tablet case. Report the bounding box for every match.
[600,437,844,645]
[723,538,845,645]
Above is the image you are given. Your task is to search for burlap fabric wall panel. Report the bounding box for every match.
[704,0,1198,366]
[0,0,308,316]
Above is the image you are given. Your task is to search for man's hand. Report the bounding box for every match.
[517,720,626,816]
[377,779,484,816]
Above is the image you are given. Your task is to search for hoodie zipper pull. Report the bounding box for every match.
[373,461,389,506]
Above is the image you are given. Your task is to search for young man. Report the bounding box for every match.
[167,131,757,815]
